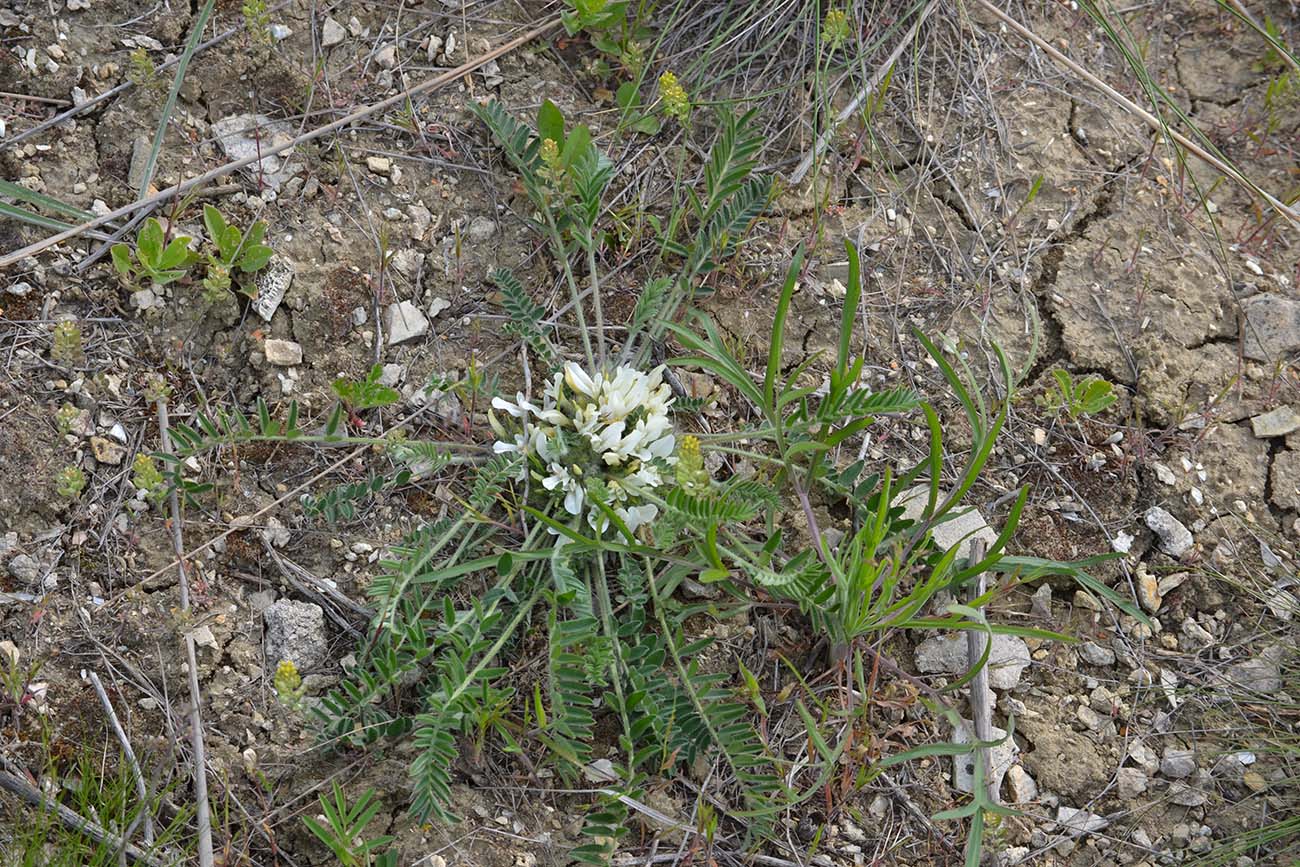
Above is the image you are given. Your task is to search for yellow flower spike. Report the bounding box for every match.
[822,9,850,50]
[658,72,690,125]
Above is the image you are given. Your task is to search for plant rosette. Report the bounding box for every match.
[490,362,677,534]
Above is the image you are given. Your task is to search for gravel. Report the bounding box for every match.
[914,633,1031,689]
[386,300,429,345]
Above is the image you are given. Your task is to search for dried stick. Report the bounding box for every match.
[0,759,165,867]
[0,17,562,269]
[156,395,214,867]
[788,0,938,185]
[963,539,997,808]
[976,0,1300,229]
[88,671,156,848]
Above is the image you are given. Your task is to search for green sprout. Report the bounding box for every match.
[131,454,168,505]
[111,218,198,289]
[200,205,274,300]
[56,465,86,500]
[54,403,79,435]
[50,321,84,364]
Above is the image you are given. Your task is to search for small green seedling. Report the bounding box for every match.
[56,465,86,499]
[131,453,167,505]
[50,321,83,364]
[302,783,396,867]
[201,205,274,300]
[1038,369,1118,419]
[112,218,197,288]
[331,364,401,413]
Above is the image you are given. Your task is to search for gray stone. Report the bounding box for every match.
[914,633,1031,690]
[1241,294,1300,361]
[126,134,153,192]
[1251,406,1300,438]
[899,487,997,561]
[1030,583,1053,620]
[952,720,1018,796]
[1223,645,1284,694]
[366,156,391,176]
[1006,765,1038,804]
[390,249,424,281]
[1161,748,1197,779]
[321,16,346,47]
[1145,506,1193,557]
[385,300,429,345]
[263,339,302,366]
[1079,641,1116,666]
[466,215,497,242]
[263,599,328,670]
[375,44,398,69]
[212,113,295,188]
[378,363,404,387]
[1169,780,1208,807]
[1117,767,1148,799]
[6,553,40,584]
[1269,449,1300,512]
[1057,806,1108,835]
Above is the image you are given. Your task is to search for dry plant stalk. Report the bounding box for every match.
[156,396,214,867]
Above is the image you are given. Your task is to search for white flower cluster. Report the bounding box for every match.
[492,362,676,534]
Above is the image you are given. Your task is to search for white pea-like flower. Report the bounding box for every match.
[490,362,677,534]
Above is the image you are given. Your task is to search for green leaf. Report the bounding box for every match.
[0,178,95,223]
[245,220,267,248]
[537,99,565,146]
[615,81,640,110]
[110,244,133,276]
[158,236,193,269]
[765,245,803,411]
[630,114,661,135]
[237,244,274,273]
[560,123,592,171]
[137,219,164,265]
[203,204,227,247]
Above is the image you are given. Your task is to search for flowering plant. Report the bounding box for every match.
[490,362,677,534]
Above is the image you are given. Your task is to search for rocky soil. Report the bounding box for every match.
[1,0,1298,865]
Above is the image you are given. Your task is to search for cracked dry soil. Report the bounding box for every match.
[1,0,1299,865]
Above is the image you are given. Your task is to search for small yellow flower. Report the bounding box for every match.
[822,9,850,50]
[273,658,304,706]
[658,72,690,125]
[675,435,710,495]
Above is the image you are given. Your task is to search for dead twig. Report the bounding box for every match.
[155,395,214,867]
[964,539,997,815]
[0,17,563,269]
[87,671,156,848]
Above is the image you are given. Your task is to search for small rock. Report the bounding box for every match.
[385,300,429,345]
[261,516,290,548]
[1006,765,1038,803]
[378,363,404,387]
[1079,641,1116,666]
[191,624,218,650]
[1138,567,1162,613]
[899,487,997,560]
[1112,530,1134,554]
[321,16,346,47]
[952,720,1018,795]
[1057,806,1108,835]
[351,306,367,326]
[5,282,31,297]
[1030,583,1052,620]
[252,259,293,322]
[212,113,295,188]
[263,339,302,366]
[91,436,125,465]
[1251,406,1300,438]
[466,215,497,242]
[1170,823,1193,848]
[1223,645,1284,694]
[1168,780,1208,807]
[1117,767,1148,799]
[1076,704,1105,731]
[390,249,424,281]
[366,156,392,176]
[914,634,1031,689]
[1240,294,1300,361]
[1161,748,1197,779]
[375,44,398,69]
[1153,463,1177,485]
[131,288,160,311]
[582,758,619,783]
[263,599,328,671]
[428,297,451,319]
[1145,506,1193,557]
[7,554,40,584]
[269,23,292,40]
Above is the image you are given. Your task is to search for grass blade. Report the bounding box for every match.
[138,0,215,199]
[0,179,94,222]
